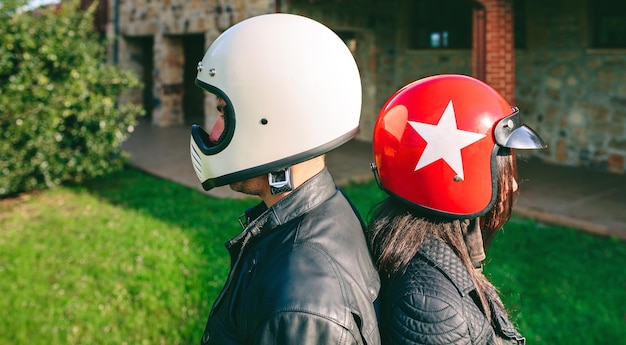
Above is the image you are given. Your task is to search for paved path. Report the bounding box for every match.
[123,119,626,240]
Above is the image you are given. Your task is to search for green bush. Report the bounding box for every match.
[0,0,143,197]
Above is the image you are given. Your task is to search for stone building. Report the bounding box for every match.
[103,0,626,173]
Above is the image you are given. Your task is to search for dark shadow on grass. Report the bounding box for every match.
[79,165,259,343]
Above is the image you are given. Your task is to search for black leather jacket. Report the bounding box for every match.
[378,237,525,345]
[201,168,381,345]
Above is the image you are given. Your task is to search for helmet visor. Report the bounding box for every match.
[191,83,235,155]
[494,107,546,149]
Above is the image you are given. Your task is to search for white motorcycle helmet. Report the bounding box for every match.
[190,13,362,191]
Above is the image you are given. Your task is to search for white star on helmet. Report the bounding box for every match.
[408,100,486,180]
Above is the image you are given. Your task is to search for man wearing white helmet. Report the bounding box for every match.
[190,13,380,345]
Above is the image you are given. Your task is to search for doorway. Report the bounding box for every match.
[182,34,206,125]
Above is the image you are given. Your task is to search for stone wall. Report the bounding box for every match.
[286,1,478,142]
[288,0,626,173]
[516,0,626,173]
[110,0,626,173]
[283,1,394,141]
[516,51,626,174]
[116,0,273,36]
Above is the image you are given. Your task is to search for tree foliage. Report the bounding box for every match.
[0,0,143,197]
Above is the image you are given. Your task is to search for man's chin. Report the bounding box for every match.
[229,177,266,196]
[229,182,243,193]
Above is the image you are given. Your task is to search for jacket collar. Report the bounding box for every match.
[228,168,337,247]
[417,236,475,296]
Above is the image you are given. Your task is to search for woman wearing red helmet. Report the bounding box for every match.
[368,74,546,345]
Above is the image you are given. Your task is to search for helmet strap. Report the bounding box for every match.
[461,218,486,271]
[268,167,293,195]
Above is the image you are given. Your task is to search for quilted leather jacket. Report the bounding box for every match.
[200,168,381,345]
[378,237,525,345]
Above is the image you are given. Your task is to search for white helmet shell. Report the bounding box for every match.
[190,13,362,190]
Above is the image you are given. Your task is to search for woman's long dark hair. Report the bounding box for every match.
[481,149,518,248]
[367,150,517,322]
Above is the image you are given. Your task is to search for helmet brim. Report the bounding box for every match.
[494,107,547,149]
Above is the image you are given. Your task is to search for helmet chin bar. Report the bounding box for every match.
[268,167,293,195]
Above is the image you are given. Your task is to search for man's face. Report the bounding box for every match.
[209,97,227,144]
[208,96,269,197]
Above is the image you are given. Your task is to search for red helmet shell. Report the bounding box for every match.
[373,74,513,218]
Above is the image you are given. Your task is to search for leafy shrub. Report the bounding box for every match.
[0,0,143,197]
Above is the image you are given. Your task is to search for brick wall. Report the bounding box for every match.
[478,0,515,104]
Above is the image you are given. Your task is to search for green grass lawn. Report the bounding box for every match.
[1,167,624,344]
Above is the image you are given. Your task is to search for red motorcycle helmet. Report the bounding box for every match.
[372,74,546,218]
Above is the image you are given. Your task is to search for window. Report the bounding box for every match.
[591,0,626,48]
[408,0,473,49]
